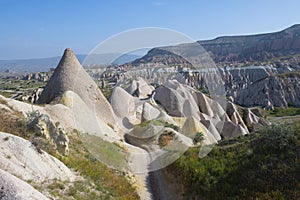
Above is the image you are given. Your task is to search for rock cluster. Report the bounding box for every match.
[153,80,267,139]
[22,72,50,82]
[125,77,155,99]
[235,74,300,109]
[184,66,300,109]
[18,88,43,104]
[27,110,69,155]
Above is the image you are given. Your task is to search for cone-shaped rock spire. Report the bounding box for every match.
[38,48,115,125]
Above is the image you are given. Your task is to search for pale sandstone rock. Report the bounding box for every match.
[0,168,48,200]
[141,102,161,122]
[110,86,137,122]
[181,117,217,145]
[0,132,74,183]
[38,48,116,126]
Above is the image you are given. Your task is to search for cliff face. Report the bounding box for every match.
[235,73,300,108]
[185,67,300,109]
[129,25,300,67]
[199,24,300,64]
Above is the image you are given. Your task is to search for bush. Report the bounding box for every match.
[269,107,300,117]
[193,132,204,145]
[165,123,300,199]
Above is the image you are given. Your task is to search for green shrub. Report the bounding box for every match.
[269,107,300,117]
[193,132,204,145]
[61,134,138,200]
[165,123,300,199]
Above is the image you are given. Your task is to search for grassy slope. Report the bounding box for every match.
[165,123,300,200]
[268,107,300,117]
[0,102,139,199]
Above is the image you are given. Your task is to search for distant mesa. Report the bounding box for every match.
[128,24,300,66]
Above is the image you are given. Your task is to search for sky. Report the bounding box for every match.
[0,0,300,59]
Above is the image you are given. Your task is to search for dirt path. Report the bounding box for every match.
[126,145,153,200]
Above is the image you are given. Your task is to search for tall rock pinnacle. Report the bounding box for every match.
[38,48,115,125]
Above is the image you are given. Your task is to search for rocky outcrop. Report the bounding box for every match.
[183,66,300,109]
[22,72,51,82]
[59,90,121,141]
[27,111,69,155]
[0,132,74,183]
[221,101,248,130]
[38,48,115,126]
[153,80,265,139]
[199,24,300,64]
[154,80,200,120]
[141,102,161,122]
[17,88,44,104]
[110,86,142,128]
[235,74,300,108]
[215,121,247,139]
[244,108,269,132]
[0,168,48,200]
[182,117,217,144]
[125,78,155,99]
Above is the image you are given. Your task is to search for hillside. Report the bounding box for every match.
[199,24,300,64]
[116,25,300,109]
[161,123,300,199]
[130,24,300,66]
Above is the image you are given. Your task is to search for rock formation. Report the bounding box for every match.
[153,79,266,139]
[27,111,69,155]
[198,24,300,64]
[118,25,300,109]
[181,117,217,144]
[110,86,141,128]
[132,24,300,66]
[38,48,115,125]
[0,168,48,200]
[141,102,160,122]
[124,77,155,99]
[235,73,300,108]
[0,132,74,183]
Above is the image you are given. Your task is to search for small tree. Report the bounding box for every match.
[193,132,204,145]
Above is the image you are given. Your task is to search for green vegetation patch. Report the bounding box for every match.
[268,106,300,117]
[138,119,179,131]
[79,133,128,171]
[0,107,29,139]
[61,134,138,200]
[0,106,138,199]
[165,124,300,199]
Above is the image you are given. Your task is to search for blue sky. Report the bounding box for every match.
[0,0,300,59]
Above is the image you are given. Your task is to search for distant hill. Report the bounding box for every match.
[129,24,300,66]
[199,24,300,64]
[120,25,300,109]
[0,53,140,73]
